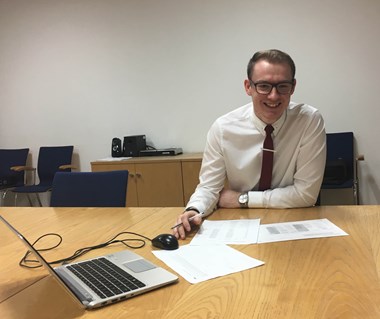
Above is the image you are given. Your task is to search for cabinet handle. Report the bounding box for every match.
[129,173,135,178]
[136,173,142,177]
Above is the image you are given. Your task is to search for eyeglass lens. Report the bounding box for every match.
[252,82,293,95]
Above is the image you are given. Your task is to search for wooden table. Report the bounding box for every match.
[1,206,380,318]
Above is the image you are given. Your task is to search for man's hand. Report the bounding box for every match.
[172,209,203,240]
[218,188,241,208]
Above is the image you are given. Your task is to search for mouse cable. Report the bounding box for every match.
[19,231,154,269]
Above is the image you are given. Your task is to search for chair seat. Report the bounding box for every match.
[13,185,52,193]
[321,178,354,189]
[1,178,25,190]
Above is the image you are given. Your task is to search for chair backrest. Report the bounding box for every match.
[50,170,129,207]
[323,132,354,185]
[0,148,29,188]
[37,146,74,186]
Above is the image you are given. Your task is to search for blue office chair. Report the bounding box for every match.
[50,170,129,207]
[11,146,74,206]
[0,148,29,204]
[321,132,364,205]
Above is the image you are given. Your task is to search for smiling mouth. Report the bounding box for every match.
[264,102,281,108]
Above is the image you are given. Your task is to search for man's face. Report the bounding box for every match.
[244,60,296,124]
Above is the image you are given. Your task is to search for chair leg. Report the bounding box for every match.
[353,180,359,205]
[36,194,43,207]
[1,190,10,206]
[26,194,33,206]
[14,193,44,206]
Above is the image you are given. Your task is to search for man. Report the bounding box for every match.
[173,49,326,239]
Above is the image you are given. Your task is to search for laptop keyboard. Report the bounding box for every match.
[67,257,146,298]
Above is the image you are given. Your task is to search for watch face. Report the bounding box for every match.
[239,193,248,204]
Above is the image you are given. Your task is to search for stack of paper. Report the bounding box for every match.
[153,218,348,284]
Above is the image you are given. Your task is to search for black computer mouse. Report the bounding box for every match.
[151,234,179,250]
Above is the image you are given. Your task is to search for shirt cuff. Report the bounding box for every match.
[248,191,264,208]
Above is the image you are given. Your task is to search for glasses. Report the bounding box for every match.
[250,80,294,95]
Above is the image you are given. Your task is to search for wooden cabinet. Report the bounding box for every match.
[181,159,202,204]
[133,162,183,206]
[91,153,202,207]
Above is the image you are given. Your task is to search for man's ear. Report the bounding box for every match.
[244,79,252,96]
[291,79,297,94]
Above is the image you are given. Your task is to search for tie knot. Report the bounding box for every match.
[265,125,274,135]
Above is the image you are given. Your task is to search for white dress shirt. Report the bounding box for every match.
[187,101,326,215]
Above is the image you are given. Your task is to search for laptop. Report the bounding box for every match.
[0,215,178,309]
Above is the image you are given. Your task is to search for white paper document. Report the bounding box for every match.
[152,244,264,284]
[257,218,348,243]
[190,219,261,245]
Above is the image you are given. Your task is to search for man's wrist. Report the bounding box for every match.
[184,206,201,214]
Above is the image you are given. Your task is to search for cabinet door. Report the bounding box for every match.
[91,163,138,207]
[135,162,184,207]
[182,161,202,204]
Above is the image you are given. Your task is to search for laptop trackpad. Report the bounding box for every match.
[123,259,156,273]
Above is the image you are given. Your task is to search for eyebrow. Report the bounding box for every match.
[251,80,294,84]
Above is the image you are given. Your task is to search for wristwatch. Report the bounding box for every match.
[238,192,249,208]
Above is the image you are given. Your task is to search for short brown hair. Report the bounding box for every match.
[247,49,296,80]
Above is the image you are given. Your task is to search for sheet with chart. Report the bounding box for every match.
[189,219,261,245]
[257,218,348,243]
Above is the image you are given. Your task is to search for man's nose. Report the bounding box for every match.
[267,86,280,99]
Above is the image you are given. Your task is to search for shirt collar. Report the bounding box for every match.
[252,108,287,137]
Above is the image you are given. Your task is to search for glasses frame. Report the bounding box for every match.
[250,80,295,95]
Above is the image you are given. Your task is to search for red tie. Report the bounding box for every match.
[259,125,274,191]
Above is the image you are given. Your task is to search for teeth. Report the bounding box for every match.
[265,103,280,107]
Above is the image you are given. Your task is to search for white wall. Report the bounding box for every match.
[1,0,380,205]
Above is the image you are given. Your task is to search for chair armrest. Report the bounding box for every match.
[10,166,36,185]
[59,164,77,170]
[10,166,36,172]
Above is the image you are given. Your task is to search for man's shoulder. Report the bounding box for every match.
[288,102,321,118]
[216,102,252,123]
